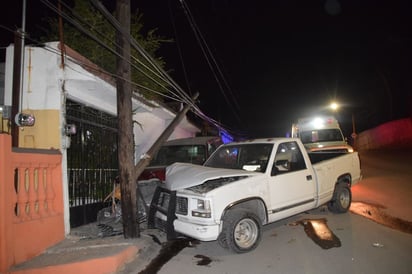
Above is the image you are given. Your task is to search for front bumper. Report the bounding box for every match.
[148,186,220,241]
[173,218,219,241]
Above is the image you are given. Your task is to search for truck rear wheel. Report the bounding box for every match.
[219,209,262,253]
[328,183,351,213]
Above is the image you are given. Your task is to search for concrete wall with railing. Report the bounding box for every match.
[0,134,64,273]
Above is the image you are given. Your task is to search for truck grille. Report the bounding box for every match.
[157,191,171,210]
[153,216,168,232]
[148,186,181,239]
[155,192,187,215]
[176,196,188,215]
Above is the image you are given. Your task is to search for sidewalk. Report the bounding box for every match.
[8,222,163,274]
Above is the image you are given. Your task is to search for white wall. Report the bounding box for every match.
[5,42,199,143]
[5,45,62,110]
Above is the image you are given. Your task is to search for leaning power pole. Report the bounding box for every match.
[115,0,138,238]
[134,93,199,179]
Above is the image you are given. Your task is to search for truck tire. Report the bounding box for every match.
[219,209,262,253]
[328,183,351,213]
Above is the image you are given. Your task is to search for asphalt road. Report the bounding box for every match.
[119,149,412,274]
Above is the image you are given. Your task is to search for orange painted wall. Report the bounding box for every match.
[0,134,65,273]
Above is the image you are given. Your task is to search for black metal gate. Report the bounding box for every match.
[66,99,118,227]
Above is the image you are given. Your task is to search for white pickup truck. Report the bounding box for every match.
[148,137,362,253]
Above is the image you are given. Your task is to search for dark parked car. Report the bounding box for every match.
[138,136,223,205]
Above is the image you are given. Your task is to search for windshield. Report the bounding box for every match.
[204,143,273,173]
[300,129,344,144]
[150,145,207,166]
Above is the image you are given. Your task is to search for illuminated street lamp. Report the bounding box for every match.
[329,101,357,148]
[330,102,339,112]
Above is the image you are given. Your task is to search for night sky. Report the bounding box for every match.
[2,0,411,138]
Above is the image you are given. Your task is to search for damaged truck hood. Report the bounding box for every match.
[165,162,258,191]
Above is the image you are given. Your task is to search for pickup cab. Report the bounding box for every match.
[148,137,362,253]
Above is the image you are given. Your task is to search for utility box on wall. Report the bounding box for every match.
[0,105,11,133]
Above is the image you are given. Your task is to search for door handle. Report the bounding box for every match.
[306,175,312,181]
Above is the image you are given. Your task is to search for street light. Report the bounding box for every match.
[330,102,339,112]
[329,101,357,148]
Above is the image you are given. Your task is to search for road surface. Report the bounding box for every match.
[119,149,412,274]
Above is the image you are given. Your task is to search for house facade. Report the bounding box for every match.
[1,41,200,233]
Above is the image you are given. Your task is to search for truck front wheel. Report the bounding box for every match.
[219,210,262,253]
[328,183,351,213]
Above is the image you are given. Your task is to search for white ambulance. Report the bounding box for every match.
[291,116,354,152]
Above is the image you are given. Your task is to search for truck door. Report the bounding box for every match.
[267,141,316,220]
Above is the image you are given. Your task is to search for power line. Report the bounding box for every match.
[15,0,240,137]
[167,0,192,96]
[41,0,178,101]
[179,0,242,123]
[90,0,193,105]
[89,0,243,137]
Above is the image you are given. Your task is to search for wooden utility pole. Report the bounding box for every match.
[115,0,138,238]
[58,0,65,68]
[11,30,23,147]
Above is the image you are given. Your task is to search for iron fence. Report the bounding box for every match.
[66,99,119,227]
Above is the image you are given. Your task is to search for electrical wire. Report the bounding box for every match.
[167,0,192,96]
[41,0,178,100]
[40,42,182,102]
[90,0,192,105]
[92,0,241,133]
[89,0,237,137]
[5,0,241,137]
[179,0,242,123]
